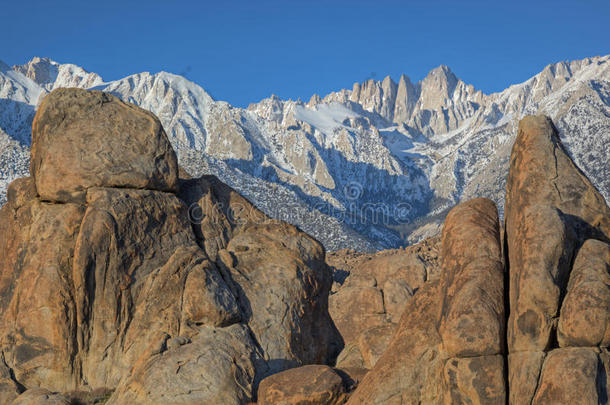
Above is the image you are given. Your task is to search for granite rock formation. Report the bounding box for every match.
[0,86,607,405]
[0,88,338,404]
[505,115,610,404]
[345,198,506,404]
[342,115,609,404]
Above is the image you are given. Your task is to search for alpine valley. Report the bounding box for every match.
[1,55,608,251]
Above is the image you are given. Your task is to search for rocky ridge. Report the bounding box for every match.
[0,56,608,251]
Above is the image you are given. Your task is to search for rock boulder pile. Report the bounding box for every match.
[342,115,610,404]
[0,89,339,404]
[0,87,607,405]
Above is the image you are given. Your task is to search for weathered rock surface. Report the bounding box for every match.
[557,239,610,347]
[0,88,339,404]
[327,238,440,372]
[31,88,178,203]
[346,198,505,404]
[1,90,608,404]
[505,115,610,404]
[108,324,261,405]
[531,348,609,405]
[257,365,346,405]
[180,174,340,377]
[10,388,71,405]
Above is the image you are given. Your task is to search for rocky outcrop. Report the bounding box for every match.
[1,87,608,405]
[557,239,610,347]
[257,365,347,405]
[108,324,261,405]
[30,88,179,203]
[179,175,340,375]
[342,115,609,404]
[505,115,610,404]
[0,88,338,404]
[346,198,505,404]
[327,238,439,372]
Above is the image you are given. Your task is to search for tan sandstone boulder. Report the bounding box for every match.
[327,238,440,373]
[180,175,341,378]
[257,365,347,405]
[30,88,178,203]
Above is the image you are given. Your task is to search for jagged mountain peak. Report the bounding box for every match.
[425,64,456,79]
[0,55,608,252]
[13,56,103,92]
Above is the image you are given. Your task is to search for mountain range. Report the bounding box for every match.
[0,55,608,251]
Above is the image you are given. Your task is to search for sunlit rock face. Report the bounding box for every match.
[1,55,609,251]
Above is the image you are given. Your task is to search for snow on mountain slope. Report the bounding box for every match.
[0,55,608,251]
[13,57,103,91]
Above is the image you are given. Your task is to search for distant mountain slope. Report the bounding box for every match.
[1,55,608,251]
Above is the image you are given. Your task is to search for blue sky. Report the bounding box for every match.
[3,0,609,107]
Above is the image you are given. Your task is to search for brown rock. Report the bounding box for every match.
[439,198,505,358]
[532,348,608,405]
[0,353,22,403]
[217,221,337,374]
[507,352,545,405]
[346,198,505,404]
[181,175,340,377]
[178,175,267,262]
[334,343,366,370]
[558,239,610,347]
[505,115,610,403]
[326,238,440,372]
[329,286,386,345]
[257,365,346,405]
[6,177,36,209]
[345,281,444,404]
[508,204,574,352]
[10,388,71,405]
[31,88,178,203]
[107,324,260,405]
[0,89,342,404]
[442,355,505,405]
[0,200,85,392]
[72,187,240,389]
[357,324,395,370]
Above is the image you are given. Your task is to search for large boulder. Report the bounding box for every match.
[31,88,178,203]
[257,365,347,405]
[107,324,261,405]
[346,198,505,404]
[504,115,610,404]
[179,175,340,377]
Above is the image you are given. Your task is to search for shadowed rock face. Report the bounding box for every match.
[0,88,338,404]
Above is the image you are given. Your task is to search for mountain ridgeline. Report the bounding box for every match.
[0,56,609,250]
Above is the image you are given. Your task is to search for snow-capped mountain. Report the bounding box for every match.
[1,56,608,251]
